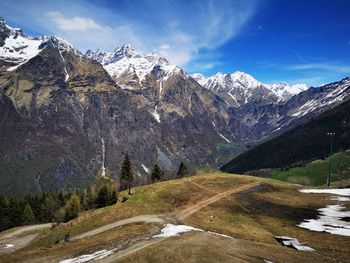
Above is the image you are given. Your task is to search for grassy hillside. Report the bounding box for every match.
[272,150,350,186]
[2,171,350,262]
[221,100,350,174]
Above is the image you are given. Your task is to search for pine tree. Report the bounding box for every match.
[57,190,65,207]
[64,192,80,222]
[177,161,188,178]
[110,190,118,205]
[120,153,133,194]
[86,186,96,209]
[151,163,162,182]
[22,203,35,224]
[42,195,56,222]
[96,185,109,208]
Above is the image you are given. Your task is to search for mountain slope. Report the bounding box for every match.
[221,99,350,174]
[238,77,350,140]
[0,20,245,196]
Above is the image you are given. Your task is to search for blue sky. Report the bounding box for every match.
[1,0,349,86]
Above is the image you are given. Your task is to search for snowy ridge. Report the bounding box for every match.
[268,82,308,100]
[291,78,350,118]
[192,71,308,105]
[86,44,185,86]
[0,18,43,70]
[0,18,79,72]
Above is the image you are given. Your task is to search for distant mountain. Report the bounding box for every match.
[192,71,307,107]
[221,98,350,174]
[233,77,350,140]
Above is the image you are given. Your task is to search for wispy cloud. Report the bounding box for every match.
[0,0,258,66]
[46,11,104,31]
[285,62,350,73]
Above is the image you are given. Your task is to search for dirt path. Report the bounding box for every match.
[0,223,52,254]
[72,215,164,240]
[176,182,261,221]
[187,178,219,194]
[96,238,166,263]
[91,182,262,262]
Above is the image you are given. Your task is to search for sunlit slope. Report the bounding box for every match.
[1,172,349,263]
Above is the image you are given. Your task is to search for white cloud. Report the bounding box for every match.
[46,11,104,31]
[1,0,258,66]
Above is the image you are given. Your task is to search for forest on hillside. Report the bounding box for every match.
[221,100,350,174]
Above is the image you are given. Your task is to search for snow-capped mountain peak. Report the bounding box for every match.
[267,82,308,101]
[0,18,79,71]
[192,71,308,106]
[86,45,185,87]
[230,71,263,89]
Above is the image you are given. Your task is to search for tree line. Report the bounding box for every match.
[0,153,188,232]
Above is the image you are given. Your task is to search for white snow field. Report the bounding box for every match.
[298,189,350,236]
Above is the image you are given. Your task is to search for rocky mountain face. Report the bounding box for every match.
[192,72,307,107]
[233,77,350,140]
[0,20,246,196]
[0,18,349,196]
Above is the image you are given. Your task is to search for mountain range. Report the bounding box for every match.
[0,17,349,196]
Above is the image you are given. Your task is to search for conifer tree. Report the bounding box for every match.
[151,163,162,182]
[177,161,188,178]
[23,203,35,224]
[64,192,80,222]
[96,185,109,207]
[120,153,133,194]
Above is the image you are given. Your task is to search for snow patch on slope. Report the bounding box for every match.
[299,188,350,196]
[218,133,231,143]
[298,204,350,236]
[153,224,203,238]
[141,164,150,174]
[59,249,116,263]
[149,106,161,123]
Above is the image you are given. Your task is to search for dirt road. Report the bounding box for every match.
[176,182,261,221]
[93,182,262,262]
[73,215,164,240]
[0,223,52,254]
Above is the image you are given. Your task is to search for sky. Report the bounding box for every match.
[1,0,349,86]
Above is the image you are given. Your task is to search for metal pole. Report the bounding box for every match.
[327,132,335,187]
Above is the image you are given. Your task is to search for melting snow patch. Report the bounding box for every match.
[149,106,161,123]
[274,236,314,251]
[141,164,150,174]
[328,196,350,202]
[59,249,116,263]
[207,231,234,239]
[5,244,14,248]
[298,204,350,237]
[218,133,230,143]
[153,224,203,238]
[299,188,350,196]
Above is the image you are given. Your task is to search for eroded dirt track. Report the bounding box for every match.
[0,223,52,254]
[175,182,262,221]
